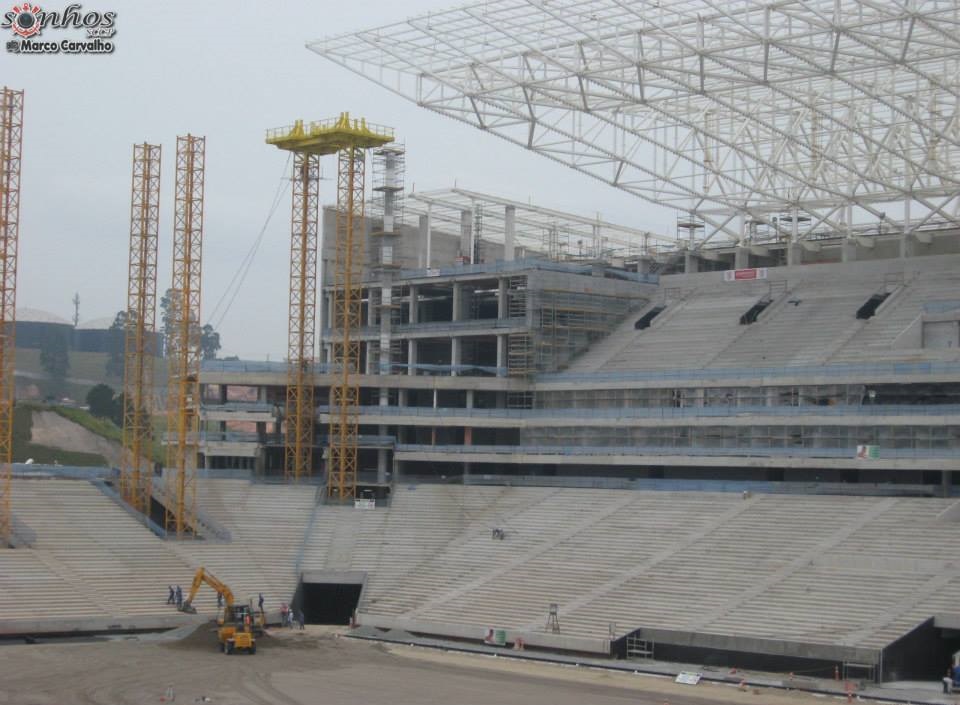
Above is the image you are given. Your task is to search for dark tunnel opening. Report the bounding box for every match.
[300,583,362,625]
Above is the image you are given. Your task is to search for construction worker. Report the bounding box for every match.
[217,592,223,608]
[166,585,175,605]
[297,610,305,630]
[258,593,264,615]
[175,585,183,609]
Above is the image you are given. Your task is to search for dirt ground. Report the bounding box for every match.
[0,625,858,705]
[28,410,122,467]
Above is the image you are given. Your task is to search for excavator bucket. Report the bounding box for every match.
[179,601,198,614]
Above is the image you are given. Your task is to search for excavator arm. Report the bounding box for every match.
[180,567,235,614]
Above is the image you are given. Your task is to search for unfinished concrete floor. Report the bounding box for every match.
[1,625,852,705]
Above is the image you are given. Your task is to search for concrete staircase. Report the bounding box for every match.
[829,269,960,363]
[594,289,763,372]
[708,279,881,368]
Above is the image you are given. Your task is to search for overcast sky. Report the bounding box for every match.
[7,0,672,360]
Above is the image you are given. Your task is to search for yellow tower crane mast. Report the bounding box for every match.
[266,114,393,498]
[165,134,205,537]
[0,87,23,546]
[121,142,161,515]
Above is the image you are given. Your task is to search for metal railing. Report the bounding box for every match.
[923,300,960,314]
[200,359,507,378]
[318,403,960,420]
[395,258,659,283]
[201,359,960,384]
[321,318,526,339]
[539,361,960,384]
[396,443,960,459]
[200,402,274,414]
[444,474,937,496]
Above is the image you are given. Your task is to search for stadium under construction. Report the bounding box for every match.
[4,0,960,694]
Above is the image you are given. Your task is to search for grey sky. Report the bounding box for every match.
[6,0,672,360]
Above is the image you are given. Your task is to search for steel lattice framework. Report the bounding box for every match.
[408,187,671,258]
[165,134,205,537]
[286,151,319,483]
[121,143,161,516]
[0,87,22,546]
[267,115,393,496]
[310,0,960,246]
[328,146,365,501]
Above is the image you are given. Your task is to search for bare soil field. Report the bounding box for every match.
[29,410,122,467]
[0,625,850,705]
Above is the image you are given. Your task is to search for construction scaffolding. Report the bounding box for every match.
[285,151,319,482]
[328,145,366,500]
[506,274,640,377]
[164,134,205,538]
[535,289,637,373]
[0,87,23,546]
[266,114,393,498]
[369,145,405,374]
[121,143,161,516]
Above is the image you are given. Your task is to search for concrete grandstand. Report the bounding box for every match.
[7,0,960,693]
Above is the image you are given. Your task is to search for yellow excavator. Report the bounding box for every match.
[179,567,264,655]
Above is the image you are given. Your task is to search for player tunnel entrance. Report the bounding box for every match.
[297,571,366,625]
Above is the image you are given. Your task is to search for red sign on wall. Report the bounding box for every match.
[723,267,768,282]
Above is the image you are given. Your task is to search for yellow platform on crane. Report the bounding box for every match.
[266,112,393,154]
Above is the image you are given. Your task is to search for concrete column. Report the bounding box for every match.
[452,282,462,321]
[379,388,389,477]
[943,470,952,498]
[684,251,699,273]
[408,284,419,324]
[398,388,408,406]
[787,242,803,266]
[496,334,506,376]
[466,389,474,409]
[419,213,431,268]
[377,447,387,484]
[497,278,507,319]
[365,341,375,374]
[219,385,227,404]
[407,339,417,375]
[841,239,857,262]
[734,247,750,268]
[460,209,473,260]
[766,387,778,407]
[900,232,916,258]
[451,337,461,376]
[504,205,516,261]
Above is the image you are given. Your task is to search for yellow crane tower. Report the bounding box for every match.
[165,134,205,537]
[0,87,23,546]
[266,114,393,499]
[121,143,161,515]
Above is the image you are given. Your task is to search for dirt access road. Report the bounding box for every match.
[0,625,846,705]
